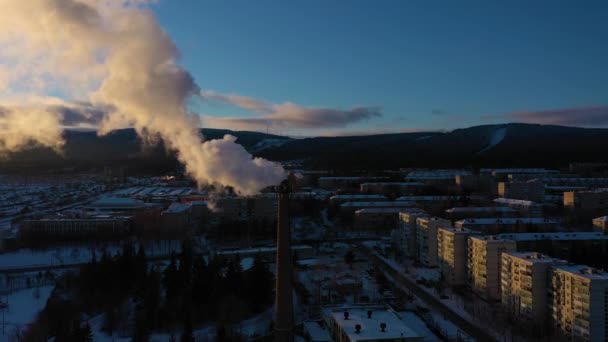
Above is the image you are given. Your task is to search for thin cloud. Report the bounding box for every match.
[499,106,608,127]
[201,90,381,131]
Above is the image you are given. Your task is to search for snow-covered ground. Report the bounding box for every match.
[478,127,507,154]
[0,285,54,340]
[397,311,442,341]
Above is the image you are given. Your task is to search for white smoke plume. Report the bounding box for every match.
[0,0,285,194]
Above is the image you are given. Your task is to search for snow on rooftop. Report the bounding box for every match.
[331,195,388,199]
[327,306,421,341]
[504,252,566,264]
[303,321,331,341]
[553,264,608,280]
[163,202,191,214]
[493,198,540,206]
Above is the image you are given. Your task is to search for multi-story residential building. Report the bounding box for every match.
[497,232,608,270]
[405,170,471,186]
[318,177,388,190]
[323,306,423,342]
[564,189,608,211]
[445,206,518,220]
[498,179,544,202]
[329,194,388,205]
[437,227,478,286]
[467,236,516,300]
[455,217,559,234]
[545,177,608,188]
[550,265,608,342]
[397,211,429,258]
[501,252,566,322]
[339,201,416,214]
[359,182,425,195]
[353,208,424,234]
[592,216,608,233]
[416,217,451,267]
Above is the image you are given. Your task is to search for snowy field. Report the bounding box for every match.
[0,285,54,340]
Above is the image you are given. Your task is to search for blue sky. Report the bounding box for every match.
[152,0,608,135]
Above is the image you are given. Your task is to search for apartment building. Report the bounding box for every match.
[416,217,451,267]
[397,211,429,258]
[339,201,416,214]
[501,252,566,322]
[592,216,608,233]
[498,179,544,202]
[353,208,424,233]
[467,236,516,300]
[437,227,478,286]
[329,194,388,205]
[455,217,559,234]
[359,182,425,195]
[550,265,608,342]
[445,206,518,221]
[318,177,388,190]
[564,189,608,211]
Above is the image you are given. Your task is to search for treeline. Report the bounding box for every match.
[24,241,274,341]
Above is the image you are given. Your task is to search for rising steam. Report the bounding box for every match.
[0,0,285,194]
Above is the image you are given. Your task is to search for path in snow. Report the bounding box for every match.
[477,127,507,154]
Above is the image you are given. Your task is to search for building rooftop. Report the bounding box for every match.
[326,306,420,341]
[497,232,608,241]
[89,197,145,208]
[303,321,331,342]
[456,217,558,225]
[163,202,192,214]
[319,177,388,180]
[593,216,608,222]
[446,207,517,213]
[504,252,566,264]
[481,168,558,174]
[438,226,477,234]
[553,264,608,280]
[341,201,416,208]
[360,182,425,186]
[355,208,424,214]
[405,170,471,180]
[493,198,541,207]
[331,195,388,200]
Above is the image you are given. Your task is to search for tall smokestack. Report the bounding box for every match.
[275,179,294,342]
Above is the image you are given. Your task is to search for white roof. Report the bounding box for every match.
[360,182,425,186]
[493,198,540,207]
[327,307,420,341]
[593,216,608,222]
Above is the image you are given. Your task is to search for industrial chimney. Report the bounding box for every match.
[274,179,294,342]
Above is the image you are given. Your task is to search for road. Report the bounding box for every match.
[359,244,498,342]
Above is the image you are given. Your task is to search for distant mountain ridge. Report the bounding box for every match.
[2,123,608,172]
